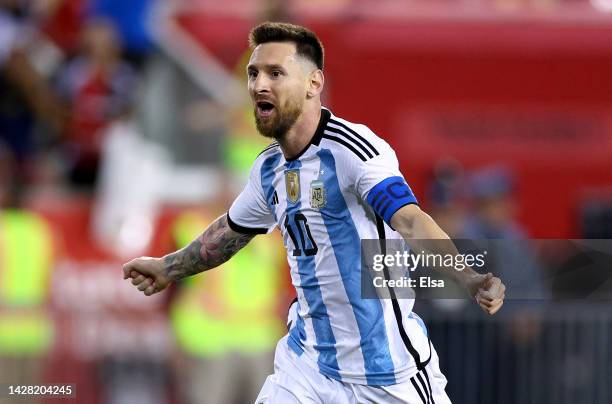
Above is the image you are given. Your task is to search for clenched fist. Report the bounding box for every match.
[122,257,171,296]
[464,272,506,315]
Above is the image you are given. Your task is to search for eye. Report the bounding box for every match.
[247,70,258,79]
[271,70,282,78]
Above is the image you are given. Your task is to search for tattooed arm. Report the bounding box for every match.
[122,214,256,296]
[164,214,255,280]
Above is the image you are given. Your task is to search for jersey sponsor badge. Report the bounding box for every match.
[310,180,326,209]
[285,170,300,203]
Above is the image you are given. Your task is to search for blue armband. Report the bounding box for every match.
[366,176,418,226]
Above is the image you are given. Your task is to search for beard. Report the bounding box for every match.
[254,98,303,139]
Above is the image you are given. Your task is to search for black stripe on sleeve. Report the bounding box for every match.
[323,126,374,159]
[328,118,379,156]
[321,134,367,161]
[227,213,269,235]
[411,377,428,404]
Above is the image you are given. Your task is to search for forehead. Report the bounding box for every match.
[248,42,299,68]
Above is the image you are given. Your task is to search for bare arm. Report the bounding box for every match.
[123,214,256,295]
[390,204,505,314]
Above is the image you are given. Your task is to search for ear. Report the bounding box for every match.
[306,70,324,99]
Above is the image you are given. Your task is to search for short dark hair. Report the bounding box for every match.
[249,22,324,70]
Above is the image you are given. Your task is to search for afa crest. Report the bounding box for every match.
[285,170,300,203]
[310,180,326,209]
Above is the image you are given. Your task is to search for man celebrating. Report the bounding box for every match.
[123,22,505,403]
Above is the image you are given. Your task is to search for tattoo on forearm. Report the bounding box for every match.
[163,214,255,281]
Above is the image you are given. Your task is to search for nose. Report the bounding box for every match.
[252,73,270,95]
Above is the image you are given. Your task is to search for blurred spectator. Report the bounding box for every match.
[169,183,286,404]
[56,18,137,188]
[462,165,546,302]
[463,166,526,240]
[0,142,55,401]
[39,0,87,55]
[464,166,547,404]
[0,140,17,207]
[427,159,468,239]
[86,0,157,66]
[1,0,64,193]
[422,160,471,310]
[581,197,612,238]
[423,165,549,404]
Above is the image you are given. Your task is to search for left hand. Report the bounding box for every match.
[464,272,506,315]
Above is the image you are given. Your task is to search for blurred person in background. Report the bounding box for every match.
[427,159,468,239]
[38,0,87,56]
[463,166,526,240]
[55,17,137,189]
[0,0,65,194]
[420,160,471,308]
[464,166,547,404]
[463,165,546,304]
[169,178,286,404]
[85,0,157,68]
[422,166,547,403]
[462,166,546,300]
[0,141,55,403]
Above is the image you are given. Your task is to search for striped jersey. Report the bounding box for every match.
[228,108,431,386]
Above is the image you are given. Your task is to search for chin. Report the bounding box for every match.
[255,122,280,139]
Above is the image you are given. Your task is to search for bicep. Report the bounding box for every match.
[390,205,450,242]
[352,139,419,228]
[389,204,423,236]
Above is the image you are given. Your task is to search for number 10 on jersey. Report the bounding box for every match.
[284,212,318,257]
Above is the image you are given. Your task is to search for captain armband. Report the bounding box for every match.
[366,176,418,226]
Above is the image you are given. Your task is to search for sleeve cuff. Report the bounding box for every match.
[226,213,269,235]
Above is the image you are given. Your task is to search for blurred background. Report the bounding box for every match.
[1,0,612,403]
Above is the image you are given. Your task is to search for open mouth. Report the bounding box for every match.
[256,101,275,118]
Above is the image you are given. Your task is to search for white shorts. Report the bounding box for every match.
[255,335,452,404]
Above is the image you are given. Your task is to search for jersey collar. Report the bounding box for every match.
[285,107,331,162]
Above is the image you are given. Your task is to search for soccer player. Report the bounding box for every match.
[123,22,506,403]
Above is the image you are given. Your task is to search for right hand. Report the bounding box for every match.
[122,257,171,296]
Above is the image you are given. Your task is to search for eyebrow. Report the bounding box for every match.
[246,63,285,71]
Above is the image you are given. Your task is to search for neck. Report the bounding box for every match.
[278,101,321,160]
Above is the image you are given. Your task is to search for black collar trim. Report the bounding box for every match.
[285,108,331,161]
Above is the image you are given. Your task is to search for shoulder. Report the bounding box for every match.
[256,141,281,160]
[319,112,394,163]
[250,142,282,176]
